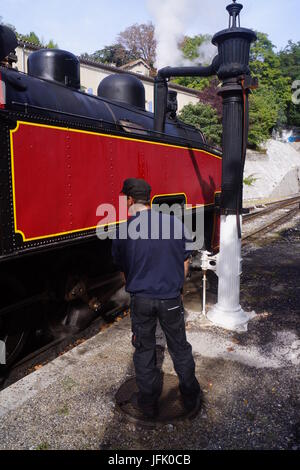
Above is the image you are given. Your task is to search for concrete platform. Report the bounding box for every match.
[0,216,299,450]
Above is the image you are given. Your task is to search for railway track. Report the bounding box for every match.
[243,195,300,223]
[242,195,300,244]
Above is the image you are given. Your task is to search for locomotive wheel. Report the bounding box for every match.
[0,275,31,370]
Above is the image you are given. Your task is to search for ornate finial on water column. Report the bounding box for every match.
[226,0,244,28]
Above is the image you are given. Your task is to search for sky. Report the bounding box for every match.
[0,0,299,56]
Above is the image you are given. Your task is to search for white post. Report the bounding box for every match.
[0,340,5,365]
[207,214,253,331]
[202,270,207,316]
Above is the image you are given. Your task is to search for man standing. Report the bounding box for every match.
[112,178,200,418]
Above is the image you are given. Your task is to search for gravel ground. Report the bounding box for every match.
[0,214,299,450]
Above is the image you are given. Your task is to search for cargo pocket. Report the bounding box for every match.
[162,298,186,342]
[132,324,156,351]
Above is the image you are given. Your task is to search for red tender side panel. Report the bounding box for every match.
[10,122,222,242]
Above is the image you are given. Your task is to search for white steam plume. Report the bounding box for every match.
[147,0,221,70]
[197,42,218,65]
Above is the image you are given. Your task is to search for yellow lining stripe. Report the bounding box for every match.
[151,192,187,206]
[10,121,222,242]
[151,192,221,210]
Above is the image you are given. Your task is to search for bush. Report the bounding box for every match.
[248,87,280,149]
[243,174,258,186]
[179,102,222,146]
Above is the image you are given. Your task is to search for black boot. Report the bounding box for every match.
[131,392,158,419]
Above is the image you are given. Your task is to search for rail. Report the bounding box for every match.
[243,195,300,223]
[242,196,300,244]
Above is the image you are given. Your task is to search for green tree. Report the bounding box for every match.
[18,31,41,46]
[279,40,300,80]
[81,43,136,67]
[17,31,59,49]
[248,87,280,148]
[173,75,210,91]
[279,41,300,127]
[46,39,58,49]
[180,34,212,61]
[179,102,222,146]
[172,34,214,91]
[288,101,300,127]
[249,32,290,130]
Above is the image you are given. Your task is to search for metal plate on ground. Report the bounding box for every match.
[115,374,200,427]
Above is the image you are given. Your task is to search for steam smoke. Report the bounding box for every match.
[147,0,219,70]
[197,42,218,65]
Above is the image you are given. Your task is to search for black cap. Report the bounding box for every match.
[121,178,152,200]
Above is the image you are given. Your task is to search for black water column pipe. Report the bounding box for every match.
[218,79,245,213]
[157,56,220,80]
[211,1,256,214]
[154,76,168,134]
[154,57,219,133]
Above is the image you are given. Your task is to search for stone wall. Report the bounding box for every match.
[243,140,300,202]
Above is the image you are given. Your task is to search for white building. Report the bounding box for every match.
[120,58,151,77]
[15,42,200,113]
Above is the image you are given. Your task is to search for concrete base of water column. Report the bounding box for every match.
[205,214,256,332]
[207,304,256,333]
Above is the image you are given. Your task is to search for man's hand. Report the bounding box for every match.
[121,272,126,285]
[184,259,190,279]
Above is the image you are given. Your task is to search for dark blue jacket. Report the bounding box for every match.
[112,209,191,299]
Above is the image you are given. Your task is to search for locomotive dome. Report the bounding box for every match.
[27,49,81,89]
[97,73,146,110]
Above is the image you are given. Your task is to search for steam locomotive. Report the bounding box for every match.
[0,25,222,367]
